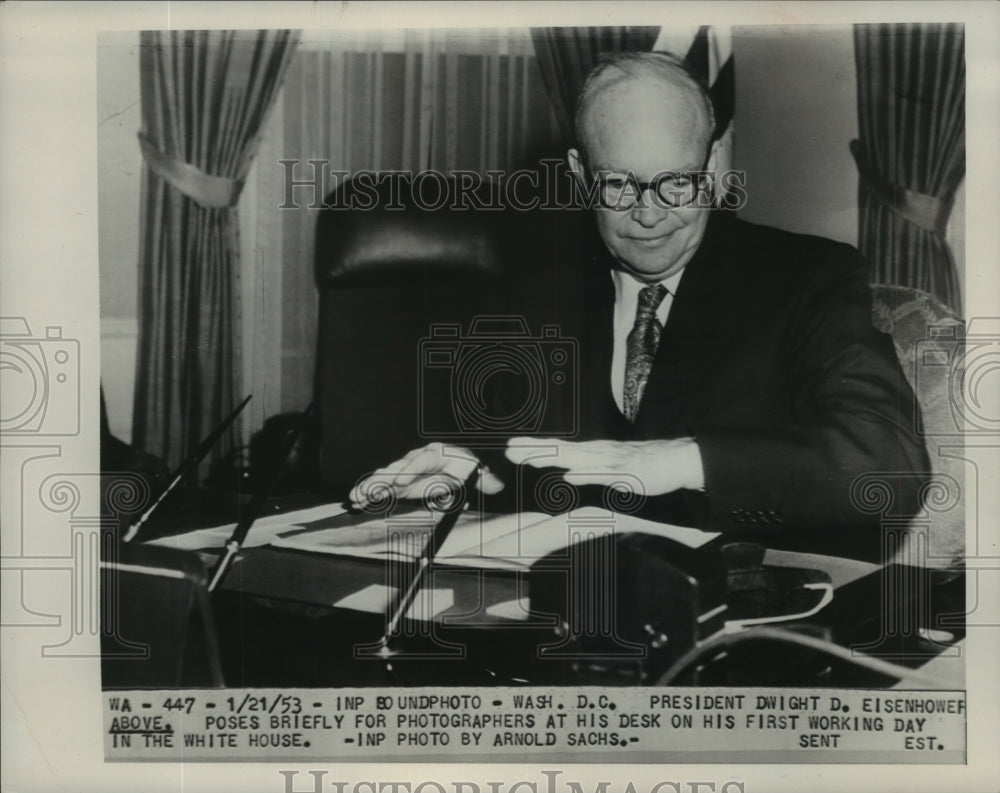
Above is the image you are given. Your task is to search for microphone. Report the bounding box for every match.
[124,395,252,543]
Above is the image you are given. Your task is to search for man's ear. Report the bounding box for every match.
[567,148,587,186]
[706,138,722,174]
[703,137,723,204]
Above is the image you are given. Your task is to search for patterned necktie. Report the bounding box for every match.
[623,283,669,422]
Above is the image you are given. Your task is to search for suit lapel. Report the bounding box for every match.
[575,259,629,440]
[634,212,746,434]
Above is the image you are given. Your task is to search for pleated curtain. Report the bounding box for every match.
[132,29,297,469]
[529,27,661,145]
[852,24,965,313]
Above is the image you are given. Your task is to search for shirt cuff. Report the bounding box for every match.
[678,439,706,492]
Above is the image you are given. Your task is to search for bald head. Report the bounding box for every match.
[574,51,715,161]
[567,52,719,283]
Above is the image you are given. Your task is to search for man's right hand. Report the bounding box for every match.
[347,443,505,510]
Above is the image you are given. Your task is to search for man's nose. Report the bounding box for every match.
[629,191,672,227]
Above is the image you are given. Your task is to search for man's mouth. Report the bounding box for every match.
[628,233,672,245]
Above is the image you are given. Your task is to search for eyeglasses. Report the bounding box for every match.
[582,148,713,211]
[590,170,711,210]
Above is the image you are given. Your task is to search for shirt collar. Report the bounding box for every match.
[609,265,686,301]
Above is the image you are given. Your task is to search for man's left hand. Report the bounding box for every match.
[504,437,705,495]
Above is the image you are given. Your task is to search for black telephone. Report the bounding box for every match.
[527,534,834,685]
[527,533,729,685]
[204,411,322,496]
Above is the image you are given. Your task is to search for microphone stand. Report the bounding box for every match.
[207,403,316,593]
[372,465,481,660]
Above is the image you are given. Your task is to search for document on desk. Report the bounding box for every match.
[268,507,719,569]
[146,502,349,552]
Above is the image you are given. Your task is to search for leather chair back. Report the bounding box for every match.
[313,177,511,495]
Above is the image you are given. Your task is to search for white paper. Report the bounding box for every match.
[147,501,348,551]
[332,583,455,621]
[268,506,720,569]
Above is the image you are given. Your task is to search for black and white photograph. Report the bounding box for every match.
[2,0,999,789]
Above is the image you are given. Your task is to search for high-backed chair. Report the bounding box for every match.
[869,284,965,568]
[313,177,513,495]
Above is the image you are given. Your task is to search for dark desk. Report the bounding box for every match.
[101,495,965,690]
[171,512,966,690]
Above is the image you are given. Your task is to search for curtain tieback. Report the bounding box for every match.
[138,133,244,209]
[849,139,953,235]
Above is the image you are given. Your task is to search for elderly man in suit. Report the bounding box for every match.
[349,52,928,555]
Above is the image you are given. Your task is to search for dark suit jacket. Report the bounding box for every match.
[485,209,929,559]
